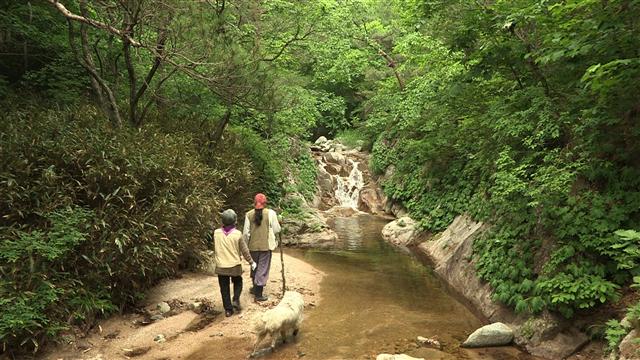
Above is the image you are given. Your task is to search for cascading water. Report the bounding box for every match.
[334,159,364,208]
[314,144,366,210]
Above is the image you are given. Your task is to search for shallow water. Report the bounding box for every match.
[187,214,540,360]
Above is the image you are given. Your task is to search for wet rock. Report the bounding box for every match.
[325,163,342,175]
[417,336,442,350]
[317,167,334,194]
[157,302,171,314]
[462,322,514,347]
[324,206,358,218]
[296,229,338,249]
[381,217,417,247]
[376,354,424,360]
[153,334,166,343]
[324,152,346,166]
[359,187,384,214]
[415,215,503,320]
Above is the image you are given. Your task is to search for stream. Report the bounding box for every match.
[188,146,541,359]
[188,213,539,359]
[287,214,538,359]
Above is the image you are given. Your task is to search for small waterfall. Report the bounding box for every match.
[334,159,364,209]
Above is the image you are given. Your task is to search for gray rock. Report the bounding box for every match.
[150,314,164,321]
[324,152,346,166]
[381,217,417,247]
[314,136,328,145]
[462,322,514,347]
[296,229,338,249]
[153,334,166,343]
[376,355,424,360]
[526,328,589,360]
[157,301,171,314]
[317,167,334,194]
[189,302,203,314]
[416,215,501,320]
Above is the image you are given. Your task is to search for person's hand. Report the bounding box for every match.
[251,262,257,271]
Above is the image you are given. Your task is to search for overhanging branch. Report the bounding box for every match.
[47,0,142,47]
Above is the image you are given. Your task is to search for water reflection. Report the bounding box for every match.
[332,216,364,250]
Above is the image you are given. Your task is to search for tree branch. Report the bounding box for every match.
[47,0,142,47]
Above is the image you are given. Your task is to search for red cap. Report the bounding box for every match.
[254,193,267,209]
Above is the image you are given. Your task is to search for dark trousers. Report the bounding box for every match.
[218,275,242,311]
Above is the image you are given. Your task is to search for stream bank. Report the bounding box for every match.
[309,137,604,360]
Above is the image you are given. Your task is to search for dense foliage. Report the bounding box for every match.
[358,0,640,321]
[0,1,324,354]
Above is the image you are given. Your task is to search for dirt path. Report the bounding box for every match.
[41,252,323,360]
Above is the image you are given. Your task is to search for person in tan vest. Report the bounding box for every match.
[213,209,257,317]
[243,193,281,302]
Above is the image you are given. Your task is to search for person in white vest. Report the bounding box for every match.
[213,209,257,317]
[243,193,281,302]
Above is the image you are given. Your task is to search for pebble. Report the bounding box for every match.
[153,334,166,343]
[157,302,171,314]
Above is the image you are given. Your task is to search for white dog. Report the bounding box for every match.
[252,291,304,354]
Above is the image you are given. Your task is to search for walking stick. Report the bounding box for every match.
[278,232,286,297]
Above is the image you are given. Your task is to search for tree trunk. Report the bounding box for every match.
[209,108,232,148]
[67,16,122,127]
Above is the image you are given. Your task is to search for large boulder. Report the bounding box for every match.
[462,322,514,347]
[526,327,588,359]
[295,229,338,249]
[317,167,334,194]
[324,151,346,166]
[517,313,589,359]
[416,215,505,320]
[414,215,591,359]
[381,217,417,247]
[359,187,385,215]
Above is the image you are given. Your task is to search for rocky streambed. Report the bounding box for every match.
[303,137,610,360]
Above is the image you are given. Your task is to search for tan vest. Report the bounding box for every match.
[213,229,243,268]
[247,209,270,251]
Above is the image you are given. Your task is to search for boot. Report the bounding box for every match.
[254,286,268,302]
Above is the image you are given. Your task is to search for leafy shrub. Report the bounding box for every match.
[0,106,225,352]
[335,128,368,150]
[605,319,627,353]
[368,0,640,319]
[228,126,286,203]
